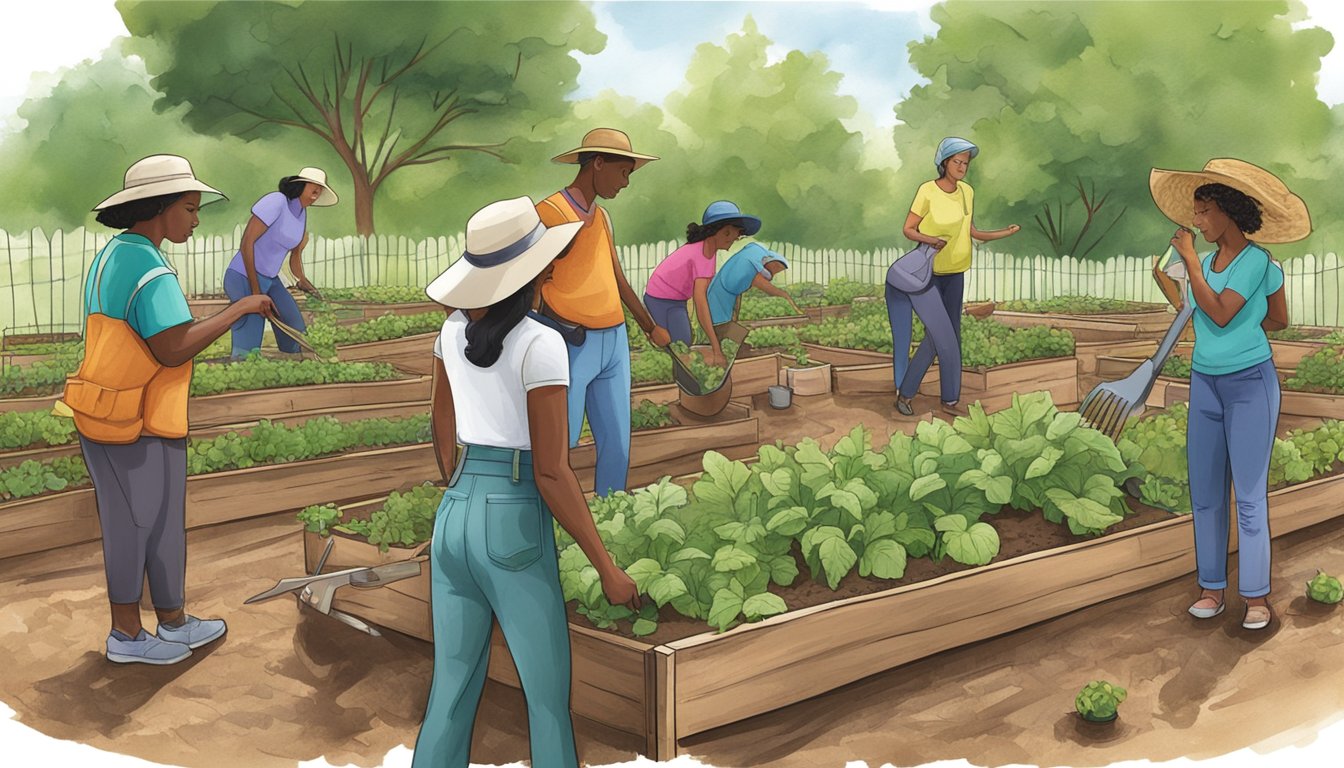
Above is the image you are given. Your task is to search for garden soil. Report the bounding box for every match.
[2,392,1342,767]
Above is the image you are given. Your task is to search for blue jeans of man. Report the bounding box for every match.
[566,324,631,497]
[411,446,578,768]
[894,272,964,403]
[223,269,307,358]
[1187,358,1280,598]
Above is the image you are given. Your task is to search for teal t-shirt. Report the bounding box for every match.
[1187,243,1283,376]
[707,247,771,325]
[83,233,193,339]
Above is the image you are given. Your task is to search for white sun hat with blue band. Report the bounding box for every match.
[426,197,582,308]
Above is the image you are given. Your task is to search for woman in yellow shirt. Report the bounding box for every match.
[893,137,1020,417]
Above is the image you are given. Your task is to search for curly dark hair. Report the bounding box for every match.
[686,220,748,243]
[94,192,187,229]
[1194,183,1263,235]
[278,176,308,200]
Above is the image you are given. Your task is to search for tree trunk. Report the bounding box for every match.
[353,174,377,236]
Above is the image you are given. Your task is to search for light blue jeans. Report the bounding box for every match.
[412,446,578,768]
[1187,358,1280,597]
[567,324,631,497]
[223,269,307,358]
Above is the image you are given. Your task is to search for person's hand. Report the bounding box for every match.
[236,294,276,319]
[601,565,641,611]
[707,347,727,368]
[1003,224,1021,237]
[930,237,948,251]
[1171,227,1198,263]
[789,300,804,316]
[649,325,672,348]
[296,278,323,299]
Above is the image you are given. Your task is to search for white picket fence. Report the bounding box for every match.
[2,225,1340,336]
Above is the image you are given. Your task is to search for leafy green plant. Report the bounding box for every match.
[0,351,82,398]
[670,339,741,392]
[1075,680,1127,722]
[305,312,444,356]
[189,355,402,396]
[630,400,675,431]
[998,296,1138,314]
[1161,354,1191,379]
[0,410,78,451]
[298,504,342,534]
[630,351,673,385]
[1285,346,1344,395]
[1307,571,1343,604]
[0,457,88,501]
[321,286,429,304]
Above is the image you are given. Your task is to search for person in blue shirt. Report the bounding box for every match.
[1150,158,1307,632]
[706,242,798,327]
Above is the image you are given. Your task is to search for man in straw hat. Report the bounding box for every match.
[1149,157,1305,631]
[534,127,670,497]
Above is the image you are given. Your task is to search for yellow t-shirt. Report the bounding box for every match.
[911,180,974,274]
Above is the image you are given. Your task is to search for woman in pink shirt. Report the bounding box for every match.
[643,200,761,366]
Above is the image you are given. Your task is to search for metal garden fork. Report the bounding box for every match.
[1079,301,1195,439]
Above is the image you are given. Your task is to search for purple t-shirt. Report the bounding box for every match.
[227,191,307,278]
[645,242,717,301]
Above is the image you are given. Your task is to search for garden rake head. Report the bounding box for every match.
[1079,302,1195,440]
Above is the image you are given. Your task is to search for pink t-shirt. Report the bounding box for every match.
[644,242,717,301]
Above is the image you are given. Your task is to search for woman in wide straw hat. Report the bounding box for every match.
[412,197,639,768]
[1150,158,1306,631]
[69,154,276,665]
[224,167,338,359]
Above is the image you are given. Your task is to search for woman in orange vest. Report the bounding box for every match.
[65,155,275,665]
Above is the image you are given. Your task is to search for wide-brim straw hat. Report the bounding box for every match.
[293,166,339,207]
[426,197,582,308]
[552,128,659,170]
[93,154,226,210]
[1149,158,1311,244]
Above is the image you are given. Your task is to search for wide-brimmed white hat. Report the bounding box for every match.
[552,128,659,170]
[1149,158,1311,244]
[426,197,582,308]
[292,167,339,207]
[93,154,226,210]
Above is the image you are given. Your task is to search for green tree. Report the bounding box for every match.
[117,0,605,234]
[892,0,1340,259]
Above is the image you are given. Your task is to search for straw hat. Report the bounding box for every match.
[1149,158,1311,243]
[425,197,582,308]
[552,128,659,170]
[292,167,339,207]
[93,154,226,210]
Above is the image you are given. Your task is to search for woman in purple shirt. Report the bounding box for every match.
[643,200,760,366]
[224,167,338,358]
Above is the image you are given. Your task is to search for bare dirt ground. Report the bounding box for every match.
[2,392,1342,768]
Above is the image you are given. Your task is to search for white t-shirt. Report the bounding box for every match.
[433,314,569,450]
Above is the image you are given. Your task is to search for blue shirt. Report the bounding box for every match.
[84,233,193,339]
[707,247,771,325]
[227,191,307,278]
[1188,244,1283,376]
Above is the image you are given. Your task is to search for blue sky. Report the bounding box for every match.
[574,0,937,129]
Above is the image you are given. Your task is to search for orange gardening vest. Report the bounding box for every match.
[536,192,625,329]
[60,249,192,444]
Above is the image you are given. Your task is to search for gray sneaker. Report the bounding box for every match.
[156,615,227,649]
[107,629,192,665]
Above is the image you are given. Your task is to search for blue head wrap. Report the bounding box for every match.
[935,137,979,174]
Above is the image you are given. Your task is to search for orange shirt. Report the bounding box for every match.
[536,191,625,329]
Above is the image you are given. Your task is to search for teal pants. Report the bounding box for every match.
[411,446,578,768]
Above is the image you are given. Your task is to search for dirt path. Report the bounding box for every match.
[2,393,1341,767]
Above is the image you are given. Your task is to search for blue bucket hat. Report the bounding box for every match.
[935,137,979,174]
[702,200,762,236]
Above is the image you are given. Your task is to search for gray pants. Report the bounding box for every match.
[643,293,694,346]
[895,272,964,403]
[79,435,187,608]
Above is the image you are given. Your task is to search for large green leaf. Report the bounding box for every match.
[1025,445,1065,479]
[644,518,687,546]
[935,516,1001,565]
[742,592,788,621]
[817,536,858,589]
[860,539,908,579]
[648,573,689,607]
[669,547,712,563]
[909,474,947,501]
[765,506,810,536]
[958,469,1014,505]
[1044,488,1124,533]
[767,554,800,586]
[1047,411,1083,441]
[695,451,753,509]
[708,588,744,631]
[759,468,794,499]
[625,558,664,592]
[712,545,757,572]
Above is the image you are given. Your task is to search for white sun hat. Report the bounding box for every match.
[93,154,226,210]
[292,167,339,207]
[426,197,582,308]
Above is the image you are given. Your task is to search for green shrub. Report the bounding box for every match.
[1075,680,1127,721]
[999,296,1138,314]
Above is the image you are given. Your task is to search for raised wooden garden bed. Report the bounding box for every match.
[822,349,1079,410]
[0,444,440,561]
[336,332,438,375]
[991,305,1174,343]
[1270,338,1332,370]
[189,375,431,428]
[740,304,852,329]
[298,445,1344,758]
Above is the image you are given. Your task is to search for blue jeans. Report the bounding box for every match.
[643,294,692,346]
[1187,358,1280,597]
[894,272,963,403]
[223,269,307,358]
[567,324,631,497]
[412,446,578,768]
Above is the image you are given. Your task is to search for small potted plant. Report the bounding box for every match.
[1307,570,1343,604]
[1075,680,1127,723]
[784,347,831,396]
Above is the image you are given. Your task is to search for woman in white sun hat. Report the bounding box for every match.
[412,197,640,768]
[223,167,338,358]
[65,154,276,666]
[1150,158,1304,632]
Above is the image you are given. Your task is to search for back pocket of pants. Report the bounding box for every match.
[484,494,544,571]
